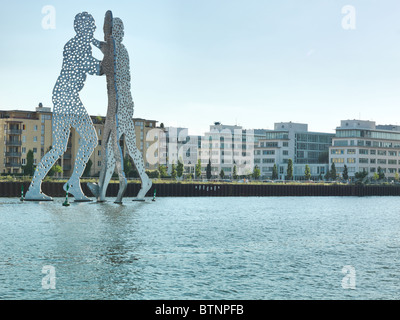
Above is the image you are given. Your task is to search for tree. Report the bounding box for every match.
[253,165,261,180]
[219,169,225,179]
[286,159,293,180]
[378,166,385,180]
[232,165,238,180]
[395,172,399,182]
[171,162,177,180]
[206,159,212,180]
[330,163,337,180]
[355,169,368,182]
[343,164,349,180]
[50,165,63,178]
[372,172,379,181]
[195,159,202,179]
[304,165,311,181]
[124,155,138,178]
[158,164,168,178]
[22,150,35,176]
[82,159,92,177]
[177,158,184,179]
[272,164,278,180]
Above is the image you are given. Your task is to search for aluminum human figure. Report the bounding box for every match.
[25,12,102,201]
[88,13,152,203]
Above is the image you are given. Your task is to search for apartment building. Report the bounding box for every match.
[329,120,400,179]
[0,105,157,176]
[0,105,53,174]
[255,122,334,180]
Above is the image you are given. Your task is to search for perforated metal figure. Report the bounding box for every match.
[89,12,152,203]
[25,12,102,201]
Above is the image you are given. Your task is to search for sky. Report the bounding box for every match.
[1,0,400,135]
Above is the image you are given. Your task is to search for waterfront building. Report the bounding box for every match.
[0,105,157,176]
[329,120,400,179]
[255,122,334,180]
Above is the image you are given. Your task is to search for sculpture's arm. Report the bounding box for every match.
[92,38,107,54]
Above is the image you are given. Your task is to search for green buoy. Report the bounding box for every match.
[20,185,24,201]
[63,183,70,207]
[152,189,156,202]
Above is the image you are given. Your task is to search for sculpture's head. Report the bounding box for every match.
[103,10,113,40]
[74,12,96,38]
[112,18,124,43]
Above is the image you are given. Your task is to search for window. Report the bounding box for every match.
[262,158,275,163]
[98,150,101,156]
[98,161,101,167]
[33,148,37,153]
[41,136,44,145]
[22,159,26,165]
[22,147,26,154]
[359,149,368,155]
[347,158,356,163]
[347,149,356,154]
[283,142,289,147]
[359,158,368,164]
[388,160,397,165]
[378,150,387,156]
[34,159,37,165]
[331,149,344,155]
[34,125,38,131]
[377,159,387,164]
[22,136,26,143]
[283,150,289,156]
[389,151,397,156]
[370,150,376,155]
[98,140,102,146]
[331,158,344,163]
[263,150,275,155]
[370,159,376,164]
[33,136,37,142]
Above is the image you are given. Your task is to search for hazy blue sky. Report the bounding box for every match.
[1,0,400,135]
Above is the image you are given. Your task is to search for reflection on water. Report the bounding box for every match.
[1,197,400,299]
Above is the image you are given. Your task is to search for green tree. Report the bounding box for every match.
[355,169,368,182]
[206,159,212,180]
[272,164,278,180]
[158,164,168,178]
[304,165,311,181]
[50,165,63,178]
[395,172,399,182]
[124,155,138,178]
[82,159,92,177]
[232,165,238,180]
[378,166,385,180]
[343,164,349,180]
[373,172,379,181]
[177,158,184,179]
[286,159,293,180]
[171,162,177,180]
[22,150,35,176]
[195,159,202,179]
[253,165,261,180]
[330,163,337,180]
[219,169,225,179]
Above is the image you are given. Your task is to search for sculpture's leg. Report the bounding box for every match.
[98,138,116,202]
[25,117,70,201]
[111,125,127,204]
[121,120,152,200]
[65,111,97,202]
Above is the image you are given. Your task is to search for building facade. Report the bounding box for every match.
[0,105,157,176]
[329,120,400,179]
[255,122,334,180]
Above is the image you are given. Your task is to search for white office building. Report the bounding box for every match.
[329,120,400,179]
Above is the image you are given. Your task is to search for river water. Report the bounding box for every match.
[1,196,400,300]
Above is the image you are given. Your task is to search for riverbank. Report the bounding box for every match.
[1,181,400,198]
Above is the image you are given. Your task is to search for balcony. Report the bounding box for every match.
[5,152,22,158]
[5,129,22,135]
[5,141,22,146]
[5,162,21,168]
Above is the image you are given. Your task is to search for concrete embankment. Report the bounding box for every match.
[1,182,400,198]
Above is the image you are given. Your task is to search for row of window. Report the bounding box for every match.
[333,139,400,148]
[332,158,400,165]
[331,149,398,156]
